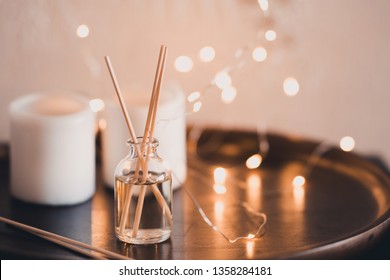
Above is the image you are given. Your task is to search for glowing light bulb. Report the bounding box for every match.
[174,56,193,72]
[246,154,263,169]
[252,47,267,62]
[214,167,227,183]
[89,98,105,112]
[340,136,355,152]
[292,175,306,187]
[221,86,237,104]
[77,24,90,38]
[283,77,300,96]
[215,72,232,90]
[247,233,256,239]
[258,0,269,11]
[192,101,202,112]
[199,46,215,62]
[187,91,201,102]
[265,30,277,41]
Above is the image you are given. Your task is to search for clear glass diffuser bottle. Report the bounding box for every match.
[114,137,172,244]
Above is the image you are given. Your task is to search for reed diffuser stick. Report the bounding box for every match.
[134,45,165,182]
[141,45,167,182]
[105,47,172,241]
[104,56,145,234]
[131,45,169,237]
[144,46,173,225]
[0,216,131,260]
[104,56,139,145]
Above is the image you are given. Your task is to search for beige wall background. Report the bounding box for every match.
[1,0,389,165]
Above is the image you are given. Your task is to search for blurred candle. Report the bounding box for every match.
[9,92,95,205]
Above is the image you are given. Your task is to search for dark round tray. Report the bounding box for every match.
[1,127,390,259]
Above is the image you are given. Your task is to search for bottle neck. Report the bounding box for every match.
[128,137,159,158]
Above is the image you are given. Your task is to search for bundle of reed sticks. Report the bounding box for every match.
[104,45,172,239]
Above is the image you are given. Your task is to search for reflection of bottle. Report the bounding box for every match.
[114,137,172,244]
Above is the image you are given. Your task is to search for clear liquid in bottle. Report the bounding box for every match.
[115,174,172,244]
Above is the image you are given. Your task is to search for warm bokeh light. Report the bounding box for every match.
[214,201,224,221]
[246,240,255,258]
[258,0,269,11]
[247,173,261,189]
[294,185,305,197]
[174,56,193,72]
[265,30,277,41]
[199,46,215,62]
[283,77,300,96]
[98,119,107,130]
[214,167,227,183]
[292,175,306,187]
[252,47,267,62]
[246,154,263,169]
[89,98,105,112]
[215,72,232,90]
[187,91,201,102]
[192,101,202,112]
[293,184,305,211]
[213,183,227,194]
[340,136,355,152]
[246,173,262,210]
[221,86,237,104]
[76,24,90,38]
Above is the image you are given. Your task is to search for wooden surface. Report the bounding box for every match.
[1,128,390,259]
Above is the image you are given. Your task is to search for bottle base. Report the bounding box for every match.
[116,228,171,244]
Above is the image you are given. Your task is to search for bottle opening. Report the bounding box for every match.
[127,137,159,148]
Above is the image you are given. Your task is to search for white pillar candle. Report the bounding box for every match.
[9,92,96,205]
[101,86,187,190]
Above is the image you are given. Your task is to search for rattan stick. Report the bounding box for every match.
[141,46,167,181]
[104,56,147,235]
[132,45,168,238]
[142,47,172,226]
[104,56,138,144]
[30,231,107,260]
[136,45,165,183]
[151,184,173,226]
[0,216,132,260]
[143,46,173,225]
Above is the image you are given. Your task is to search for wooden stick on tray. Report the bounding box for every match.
[0,216,132,260]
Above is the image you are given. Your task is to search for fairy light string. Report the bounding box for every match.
[173,170,267,244]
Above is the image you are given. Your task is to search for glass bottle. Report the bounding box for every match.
[114,137,172,244]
